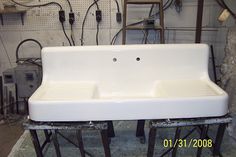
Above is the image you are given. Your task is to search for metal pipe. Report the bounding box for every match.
[166,27,218,32]
[211,45,218,83]
[195,0,204,43]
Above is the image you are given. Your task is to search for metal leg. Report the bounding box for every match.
[0,76,3,115]
[147,127,157,157]
[197,125,208,157]
[100,129,111,157]
[29,130,43,157]
[76,130,85,157]
[107,121,115,138]
[44,130,51,142]
[213,123,227,156]
[9,91,14,113]
[0,14,3,25]
[172,127,181,157]
[52,130,61,157]
[136,120,146,144]
[23,97,29,114]
[15,84,19,114]
[40,130,51,150]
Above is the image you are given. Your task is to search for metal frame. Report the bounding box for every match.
[122,0,165,44]
[23,120,113,157]
[147,115,232,157]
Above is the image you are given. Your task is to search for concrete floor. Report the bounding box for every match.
[0,116,24,157]
[6,121,236,157]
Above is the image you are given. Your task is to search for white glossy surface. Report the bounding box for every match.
[29,44,228,121]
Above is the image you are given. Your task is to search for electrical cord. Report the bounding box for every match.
[61,22,72,46]
[143,4,155,44]
[110,20,144,45]
[65,0,75,46]
[94,0,100,45]
[114,0,122,23]
[111,0,173,45]
[96,22,99,45]
[149,0,173,19]
[15,39,42,64]
[12,0,72,46]
[65,0,73,12]
[10,0,62,10]
[94,0,100,10]
[70,25,75,46]
[114,0,120,13]
[80,0,100,46]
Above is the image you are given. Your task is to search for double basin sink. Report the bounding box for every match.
[29,44,228,121]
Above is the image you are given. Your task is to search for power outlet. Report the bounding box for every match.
[116,12,122,23]
[59,10,65,23]
[69,12,75,25]
[96,10,102,22]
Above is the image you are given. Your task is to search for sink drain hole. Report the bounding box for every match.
[113,58,117,62]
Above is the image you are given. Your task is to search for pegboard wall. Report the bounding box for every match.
[0,0,231,40]
[0,0,114,30]
[0,0,236,75]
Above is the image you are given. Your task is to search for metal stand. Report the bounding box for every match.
[0,76,3,115]
[136,120,146,143]
[107,121,115,138]
[24,120,112,157]
[147,115,232,157]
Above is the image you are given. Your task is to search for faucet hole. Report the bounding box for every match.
[136,57,140,61]
[113,58,117,62]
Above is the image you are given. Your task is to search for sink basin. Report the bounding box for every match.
[29,44,228,121]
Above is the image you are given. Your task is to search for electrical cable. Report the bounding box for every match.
[94,0,100,45]
[111,0,173,45]
[149,0,173,19]
[61,22,72,46]
[94,0,100,10]
[12,0,72,45]
[15,39,42,64]
[96,22,99,45]
[80,0,100,46]
[114,0,120,13]
[10,0,62,10]
[65,0,75,46]
[143,4,155,44]
[70,25,75,46]
[114,0,122,23]
[65,0,73,12]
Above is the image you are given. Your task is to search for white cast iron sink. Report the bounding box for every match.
[29,44,228,121]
